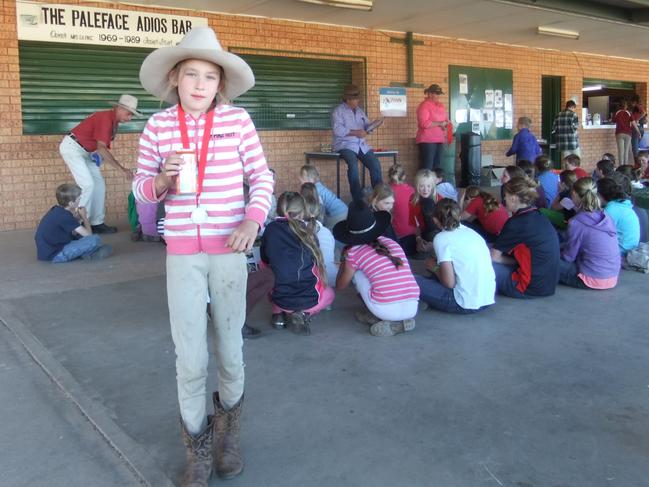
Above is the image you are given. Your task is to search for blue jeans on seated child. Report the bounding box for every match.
[415,274,485,314]
[52,235,102,263]
[492,262,533,299]
[558,259,588,289]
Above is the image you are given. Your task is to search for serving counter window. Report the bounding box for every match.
[582,78,638,127]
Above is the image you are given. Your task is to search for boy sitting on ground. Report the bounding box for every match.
[35,183,112,263]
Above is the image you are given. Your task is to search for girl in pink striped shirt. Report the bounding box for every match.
[334,202,419,337]
[133,27,273,485]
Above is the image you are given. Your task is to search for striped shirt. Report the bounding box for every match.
[345,236,420,303]
[133,104,274,255]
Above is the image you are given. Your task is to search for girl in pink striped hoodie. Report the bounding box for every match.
[133,27,273,485]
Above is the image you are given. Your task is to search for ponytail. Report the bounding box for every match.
[480,191,499,213]
[287,218,328,286]
[504,177,539,205]
[278,191,328,285]
[369,240,403,268]
[464,185,498,214]
[572,177,600,212]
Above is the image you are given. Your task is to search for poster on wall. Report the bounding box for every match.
[504,93,512,111]
[16,1,207,48]
[459,74,468,95]
[485,90,495,109]
[494,90,503,108]
[379,87,407,117]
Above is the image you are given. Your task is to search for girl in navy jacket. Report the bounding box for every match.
[261,191,335,335]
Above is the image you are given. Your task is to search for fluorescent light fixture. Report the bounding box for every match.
[297,0,373,10]
[582,85,603,92]
[537,26,580,40]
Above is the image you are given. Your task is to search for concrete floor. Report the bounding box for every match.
[1,223,648,487]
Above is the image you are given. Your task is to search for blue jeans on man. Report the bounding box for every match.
[338,149,383,202]
[52,234,103,263]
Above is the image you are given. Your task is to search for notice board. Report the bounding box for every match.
[449,65,513,141]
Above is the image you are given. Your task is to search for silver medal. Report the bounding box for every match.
[190,207,208,224]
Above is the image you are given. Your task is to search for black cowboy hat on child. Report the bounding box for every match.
[333,201,391,246]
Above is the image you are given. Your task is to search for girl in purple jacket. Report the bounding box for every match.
[558,177,620,289]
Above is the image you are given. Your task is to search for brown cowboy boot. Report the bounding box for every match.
[180,416,214,487]
[212,392,244,479]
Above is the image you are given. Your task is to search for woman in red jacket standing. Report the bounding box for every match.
[416,84,449,170]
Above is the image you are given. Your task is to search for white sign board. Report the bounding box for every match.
[379,87,407,117]
[17,1,207,48]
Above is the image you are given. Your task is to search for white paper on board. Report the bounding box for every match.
[495,109,505,128]
[504,93,512,111]
[459,74,468,95]
[504,111,513,129]
[483,110,494,122]
[485,90,494,109]
[494,90,503,108]
[470,108,481,122]
[455,109,468,123]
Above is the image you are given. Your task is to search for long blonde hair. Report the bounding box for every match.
[300,182,324,223]
[277,191,327,285]
[411,169,436,205]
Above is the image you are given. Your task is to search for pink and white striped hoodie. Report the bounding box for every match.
[133,104,274,255]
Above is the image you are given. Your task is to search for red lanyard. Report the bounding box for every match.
[177,105,214,197]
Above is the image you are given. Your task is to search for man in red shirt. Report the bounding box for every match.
[59,94,141,233]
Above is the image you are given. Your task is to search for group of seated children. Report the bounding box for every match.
[38,147,646,337]
[258,150,647,336]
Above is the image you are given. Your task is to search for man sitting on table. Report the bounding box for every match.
[331,84,383,202]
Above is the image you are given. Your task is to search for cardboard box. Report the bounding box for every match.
[480,166,506,187]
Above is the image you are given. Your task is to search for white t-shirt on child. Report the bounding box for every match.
[433,224,495,309]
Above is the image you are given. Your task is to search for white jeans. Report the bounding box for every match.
[167,252,247,434]
[352,270,418,321]
[59,136,105,225]
[616,133,632,166]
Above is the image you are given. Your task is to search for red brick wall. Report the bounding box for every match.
[2,0,648,230]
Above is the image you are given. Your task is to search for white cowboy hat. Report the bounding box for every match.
[139,27,255,104]
[109,94,143,117]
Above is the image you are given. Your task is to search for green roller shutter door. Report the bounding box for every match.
[18,41,354,134]
[236,54,352,130]
[18,41,161,135]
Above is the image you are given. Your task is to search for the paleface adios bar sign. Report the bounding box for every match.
[16,1,208,48]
